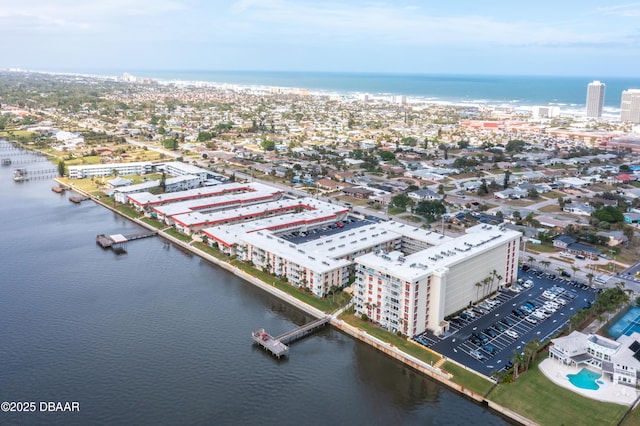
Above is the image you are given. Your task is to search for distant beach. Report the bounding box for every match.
[44,68,640,115]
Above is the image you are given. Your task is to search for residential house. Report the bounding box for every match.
[342,187,374,199]
[549,330,640,387]
[563,202,595,216]
[408,189,443,202]
[596,230,628,247]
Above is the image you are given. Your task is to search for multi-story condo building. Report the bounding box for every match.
[68,161,153,179]
[354,224,520,337]
[621,89,640,124]
[586,80,606,118]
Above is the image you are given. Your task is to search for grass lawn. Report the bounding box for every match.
[538,204,562,213]
[164,228,193,243]
[525,243,556,253]
[339,313,441,365]
[140,217,166,229]
[115,203,141,219]
[488,359,628,426]
[543,191,566,199]
[621,405,640,425]
[440,361,494,395]
[228,259,350,313]
[388,206,406,215]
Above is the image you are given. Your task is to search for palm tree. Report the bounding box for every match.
[512,351,524,381]
[570,265,579,277]
[556,267,564,277]
[540,260,551,271]
[586,273,595,287]
[482,277,491,297]
[527,255,535,267]
[475,281,483,301]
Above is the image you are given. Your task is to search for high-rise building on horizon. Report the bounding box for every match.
[621,89,640,124]
[586,80,605,118]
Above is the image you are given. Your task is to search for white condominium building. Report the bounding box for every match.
[586,80,606,118]
[354,224,520,337]
[68,161,153,179]
[621,89,640,124]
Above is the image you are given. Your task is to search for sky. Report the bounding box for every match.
[1,0,639,76]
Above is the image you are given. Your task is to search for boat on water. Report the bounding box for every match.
[13,167,27,181]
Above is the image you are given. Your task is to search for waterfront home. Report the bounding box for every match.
[549,330,640,387]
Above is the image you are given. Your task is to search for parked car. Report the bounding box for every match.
[471,349,487,361]
[472,332,489,344]
[524,316,538,324]
[505,329,519,339]
[493,322,507,333]
[482,344,497,355]
[501,317,515,327]
[512,309,526,318]
[484,328,498,338]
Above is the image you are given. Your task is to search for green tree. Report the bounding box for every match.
[260,139,276,151]
[503,169,511,189]
[593,206,624,223]
[197,132,213,142]
[57,160,65,177]
[391,193,411,210]
[378,150,396,161]
[414,200,446,221]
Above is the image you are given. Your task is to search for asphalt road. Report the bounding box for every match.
[423,270,598,378]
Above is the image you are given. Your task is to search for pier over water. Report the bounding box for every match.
[252,316,330,358]
[96,231,158,251]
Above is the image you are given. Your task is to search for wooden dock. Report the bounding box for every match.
[252,316,330,358]
[96,231,158,249]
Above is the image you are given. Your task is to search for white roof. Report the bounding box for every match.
[127,182,278,206]
[355,224,521,281]
[173,197,345,227]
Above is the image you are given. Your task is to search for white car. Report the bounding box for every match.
[523,280,534,288]
[531,310,547,320]
[505,329,519,339]
[555,298,567,306]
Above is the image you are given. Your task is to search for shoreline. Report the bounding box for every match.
[61,180,534,426]
[6,68,632,114]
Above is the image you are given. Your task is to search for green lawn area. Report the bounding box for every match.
[114,203,141,219]
[228,259,350,313]
[339,313,441,365]
[488,359,627,426]
[440,361,494,395]
[164,227,193,242]
[621,405,640,425]
[538,204,561,213]
[544,191,566,199]
[526,244,557,254]
[388,206,406,215]
[140,217,166,229]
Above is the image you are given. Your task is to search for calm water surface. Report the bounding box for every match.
[0,143,509,425]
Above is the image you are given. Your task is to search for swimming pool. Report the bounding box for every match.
[608,307,640,339]
[567,368,601,390]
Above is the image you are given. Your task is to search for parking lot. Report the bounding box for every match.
[415,267,598,377]
[276,215,380,244]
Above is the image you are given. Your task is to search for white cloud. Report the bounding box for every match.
[227,1,633,48]
[0,0,188,33]
[595,2,640,17]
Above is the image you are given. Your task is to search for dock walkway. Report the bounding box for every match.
[96,231,158,248]
[252,316,330,358]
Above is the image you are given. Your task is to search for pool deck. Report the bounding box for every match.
[539,358,638,406]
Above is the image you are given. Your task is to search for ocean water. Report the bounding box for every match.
[80,69,640,111]
[0,142,509,425]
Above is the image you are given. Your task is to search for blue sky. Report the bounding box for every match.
[1,0,639,76]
